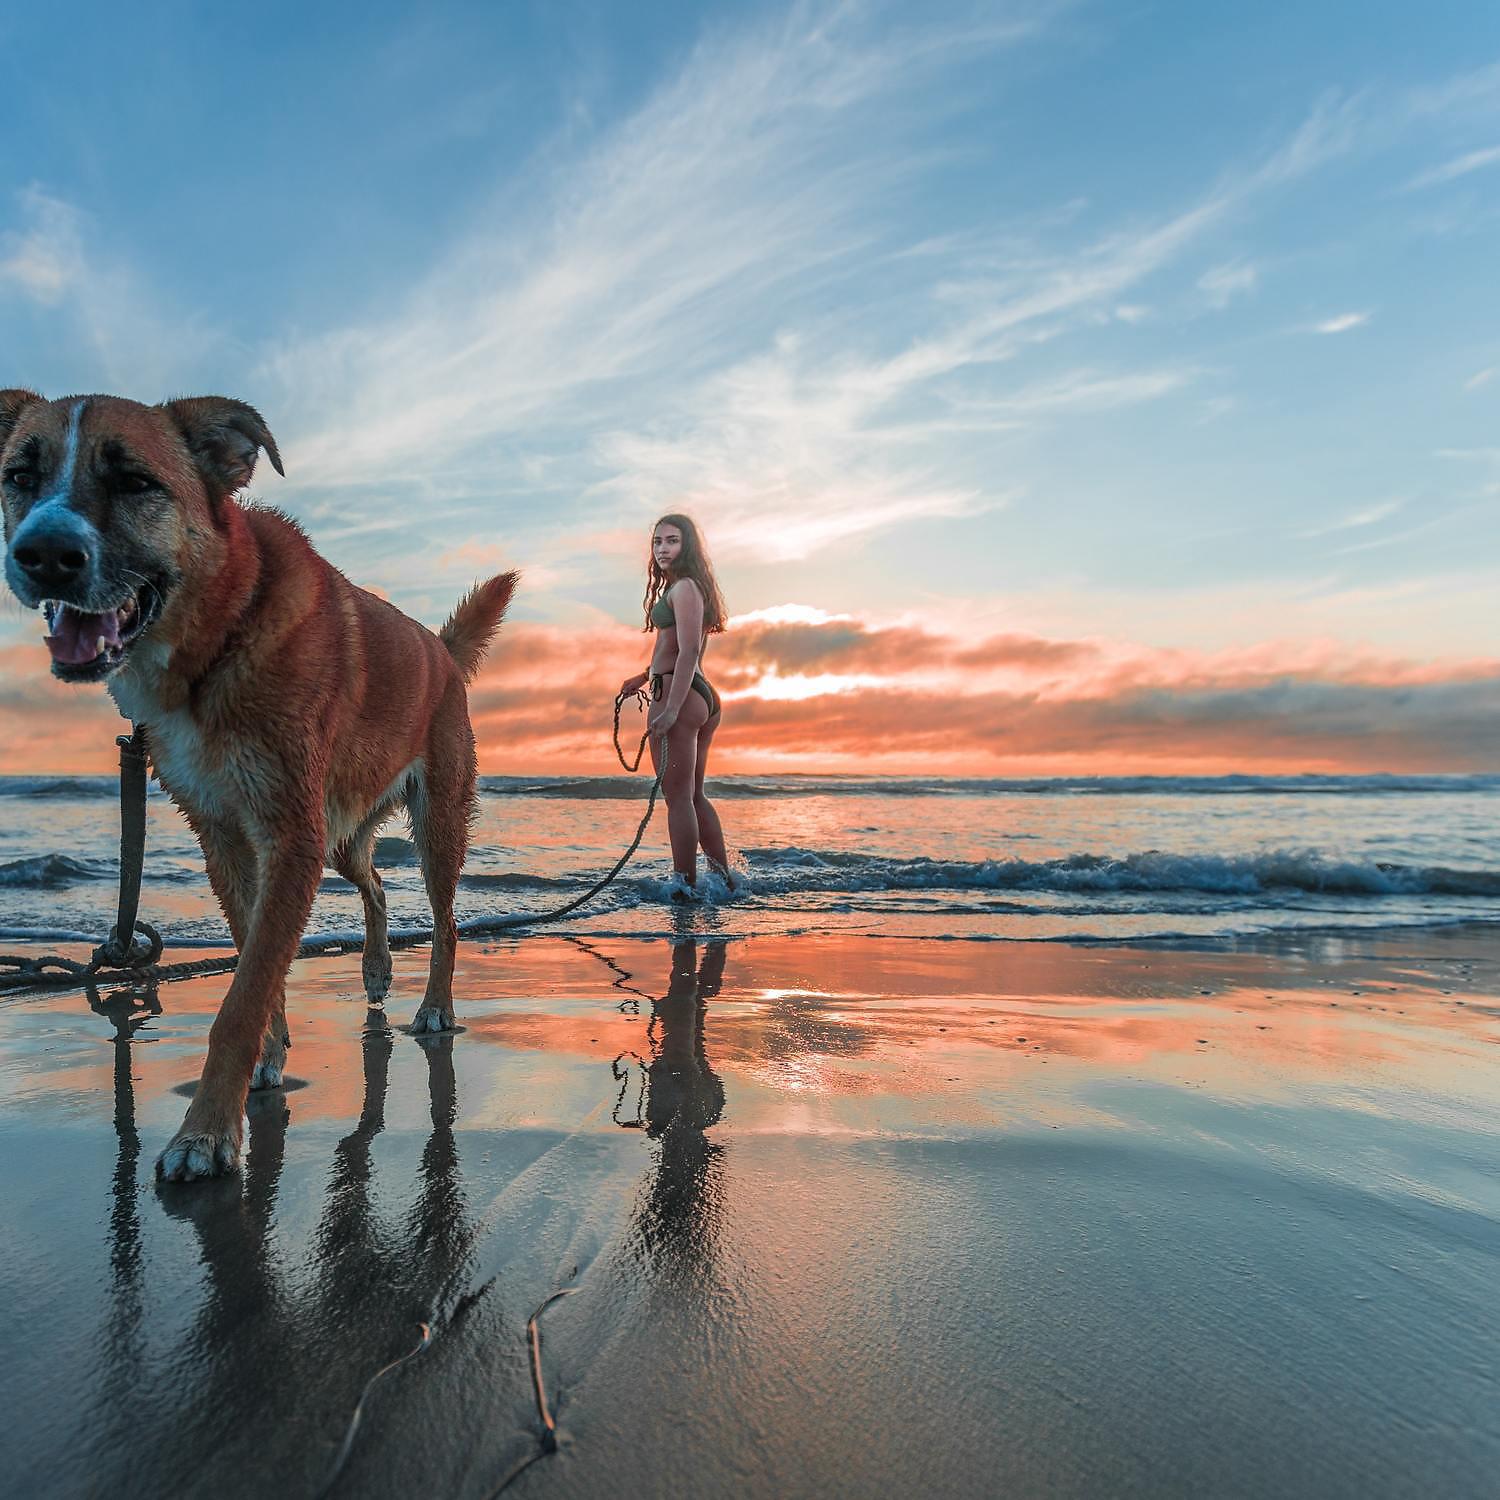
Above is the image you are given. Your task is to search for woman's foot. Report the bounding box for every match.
[666,871,701,904]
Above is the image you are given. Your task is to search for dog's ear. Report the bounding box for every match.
[162,396,285,498]
[0,389,43,458]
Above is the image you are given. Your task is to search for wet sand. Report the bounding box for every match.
[2,929,1498,1498]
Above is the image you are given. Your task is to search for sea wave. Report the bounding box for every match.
[735,847,1500,898]
[484,778,653,801]
[459,870,580,891]
[0,853,114,888]
[0,777,119,799]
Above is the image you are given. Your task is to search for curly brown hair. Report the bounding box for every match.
[642,513,727,634]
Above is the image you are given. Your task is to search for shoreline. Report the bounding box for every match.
[8,911,1500,964]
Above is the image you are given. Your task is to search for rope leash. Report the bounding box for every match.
[613,682,652,771]
[2,696,669,998]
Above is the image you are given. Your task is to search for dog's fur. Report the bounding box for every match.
[0,390,517,1181]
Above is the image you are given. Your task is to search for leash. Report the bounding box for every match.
[2,701,670,998]
[103,725,161,968]
[1,725,164,995]
[613,683,652,770]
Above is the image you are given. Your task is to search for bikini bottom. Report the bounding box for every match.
[651,670,721,718]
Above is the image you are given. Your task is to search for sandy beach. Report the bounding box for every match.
[2,925,1497,1498]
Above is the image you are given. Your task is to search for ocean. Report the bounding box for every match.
[2,772,1498,951]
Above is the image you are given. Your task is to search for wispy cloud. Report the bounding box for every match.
[1197,259,1258,308]
[1333,512,1460,556]
[1314,311,1370,334]
[0,187,225,394]
[1465,366,1495,391]
[1297,497,1404,538]
[583,89,1359,560]
[258,8,1050,502]
[953,368,1195,415]
[242,14,1366,571]
[1404,142,1500,190]
[0,188,82,304]
[1405,59,1500,120]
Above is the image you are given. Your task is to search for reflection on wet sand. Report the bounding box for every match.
[612,941,728,1279]
[9,929,1496,1499]
[465,931,1500,1114]
[91,983,160,1409]
[92,996,483,1495]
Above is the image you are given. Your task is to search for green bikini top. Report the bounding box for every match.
[649,582,703,630]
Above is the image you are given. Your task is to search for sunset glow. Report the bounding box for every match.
[2,3,1498,777]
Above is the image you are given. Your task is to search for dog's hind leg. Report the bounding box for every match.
[334,815,394,1002]
[197,817,290,1091]
[407,697,477,1034]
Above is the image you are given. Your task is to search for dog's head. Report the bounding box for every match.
[0,391,282,682]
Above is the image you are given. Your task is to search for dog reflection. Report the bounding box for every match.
[97,999,475,1486]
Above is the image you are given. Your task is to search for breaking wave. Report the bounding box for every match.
[734,847,1500,898]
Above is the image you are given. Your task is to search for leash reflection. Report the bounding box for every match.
[90,981,161,1401]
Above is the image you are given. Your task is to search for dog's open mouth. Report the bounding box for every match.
[42,589,158,680]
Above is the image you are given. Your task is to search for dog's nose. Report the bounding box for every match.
[11,527,92,589]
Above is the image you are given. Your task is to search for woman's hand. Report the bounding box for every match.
[648,701,680,738]
[619,671,649,697]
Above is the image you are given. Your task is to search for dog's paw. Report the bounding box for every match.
[363,946,393,1002]
[407,1005,457,1035]
[249,1059,283,1090]
[157,1129,241,1182]
[250,1030,289,1090]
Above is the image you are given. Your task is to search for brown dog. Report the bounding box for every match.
[0,390,517,1181]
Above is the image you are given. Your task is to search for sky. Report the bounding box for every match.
[1,0,1498,775]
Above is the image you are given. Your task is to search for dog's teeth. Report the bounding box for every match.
[94,635,106,657]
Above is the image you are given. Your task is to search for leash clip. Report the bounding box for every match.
[93,919,164,972]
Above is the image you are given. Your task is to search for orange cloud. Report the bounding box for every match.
[2,610,1497,775]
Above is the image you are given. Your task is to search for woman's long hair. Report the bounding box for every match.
[642,513,727,634]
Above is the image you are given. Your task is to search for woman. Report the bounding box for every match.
[619,513,733,897]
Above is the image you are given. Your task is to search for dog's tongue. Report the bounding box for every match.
[45,605,119,665]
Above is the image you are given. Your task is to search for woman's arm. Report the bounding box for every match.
[619,669,649,695]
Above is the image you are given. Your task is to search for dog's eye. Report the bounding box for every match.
[116,472,159,496]
[4,469,38,493]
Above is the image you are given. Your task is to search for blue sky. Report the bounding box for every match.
[3,1,1499,770]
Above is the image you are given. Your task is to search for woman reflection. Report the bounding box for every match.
[628,939,727,1269]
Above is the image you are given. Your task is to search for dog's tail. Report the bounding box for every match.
[439,571,520,683]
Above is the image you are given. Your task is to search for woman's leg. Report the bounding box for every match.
[692,713,731,875]
[650,685,709,882]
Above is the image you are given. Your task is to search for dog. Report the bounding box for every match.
[0,390,517,1181]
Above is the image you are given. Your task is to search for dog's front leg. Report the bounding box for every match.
[158,809,325,1182]
[196,815,290,1090]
